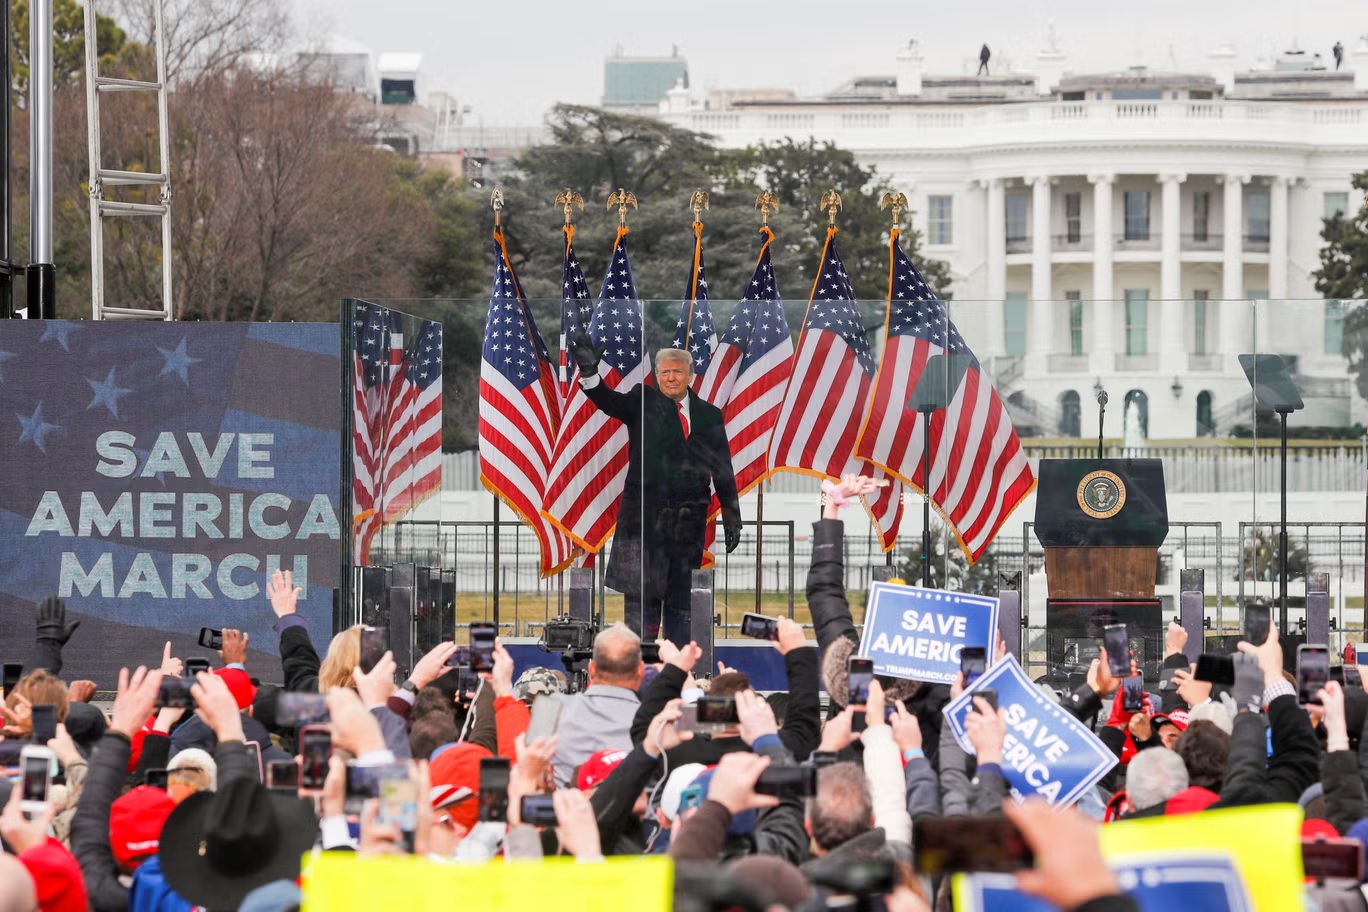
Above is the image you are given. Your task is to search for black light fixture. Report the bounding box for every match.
[1170,376,1183,399]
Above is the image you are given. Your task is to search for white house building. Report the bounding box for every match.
[657,39,1368,441]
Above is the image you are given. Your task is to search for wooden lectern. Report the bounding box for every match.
[1033,459,1169,599]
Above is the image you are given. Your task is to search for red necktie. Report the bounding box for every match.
[677,401,690,439]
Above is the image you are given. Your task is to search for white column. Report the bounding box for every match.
[1268,175,1290,301]
[1089,173,1114,374]
[1220,173,1250,354]
[1159,173,1186,372]
[985,178,1007,357]
[1029,176,1053,368]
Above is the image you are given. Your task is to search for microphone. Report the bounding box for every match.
[1095,389,1107,460]
[1096,389,1108,408]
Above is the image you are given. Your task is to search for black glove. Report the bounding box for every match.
[723,511,742,554]
[1230,652,1264,713]
[570,333,604,375]
[35,596,80,645]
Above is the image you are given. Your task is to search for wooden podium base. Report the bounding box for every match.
[1044,546,1159,600]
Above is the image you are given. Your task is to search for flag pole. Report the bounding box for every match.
[753,191,778,614]
[490,188,504,630]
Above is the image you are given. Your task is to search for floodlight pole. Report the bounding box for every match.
[1278,407,1290,634]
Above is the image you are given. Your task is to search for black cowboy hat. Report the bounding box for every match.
[158,776,317,910]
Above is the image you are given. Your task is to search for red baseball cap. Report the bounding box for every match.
[214,668,257,710]
[577,749,627,791]
[1153,709,1189,732]
[18,838,88,912]
[110,785,176,870]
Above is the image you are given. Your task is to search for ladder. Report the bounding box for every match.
[82,0,174,320]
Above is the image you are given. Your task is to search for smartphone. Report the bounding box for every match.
[1194,653,1236,686]
[29,704,57,744]
[912,816,1034,876]
[469,622,496,673]
[847,657,875,706]
[478,757,511,823]
[244,741,263,783]
[276,692,329,727]
[975,689,999,712]
[676,703,699,733]
[1345,665,1363,689]
[19,746,53,814]
[1122,675,1145,713]
[157,676,194,710]
[1,662,23,701]
[184,657,212,679]
[695,696,740,730]
[198,627,224,650]
[526,696,563,743]
[740,612,779,641]
[378,777,418,852]
[1243,603,1270,647]
[520,793,558,827]
[1302,837,1365,882]
[345,762,409,814]
[810,751,840,769]
[960,646,987,688]
[1103,624,1131,678]
[443,644,470,669]
[640,642,661,665]
[144,767,169,790]
[755,764,818,798]
[266,759,300,792]
[456,669,479,704]
[299,726,331,794]
[359,626,388,675]
[1298,645,1331,705]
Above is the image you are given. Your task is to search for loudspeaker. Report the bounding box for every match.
[568,568,595,626]
[1307,572,1330,647]
[388,562,416,674]
[996,572,1022,661]
[1179,569,1204,663]
[360,566,389,628]
[690,569,715,673]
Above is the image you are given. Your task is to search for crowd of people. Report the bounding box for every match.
[0,473,1360,911]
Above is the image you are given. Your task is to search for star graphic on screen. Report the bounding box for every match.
[0,350,14,382]
[86,366,133,417]
[156,337,201,384]
[16,403,58,452]
[39,322,79,351]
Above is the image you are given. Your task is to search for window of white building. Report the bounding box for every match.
[1005,194,1028,243]
[1192,192,1211,243]
[1325,300,1348,355]
[1193,290,1209,355]
[1247,190,1270,242]
[1066,291,1084,356]
[1125,290,1149,355]
[1324,192,1349,220]
[1004,293,1027,357]
[1064,192,1082,244]
[928,195,953,245]
[1123,191,1150,241]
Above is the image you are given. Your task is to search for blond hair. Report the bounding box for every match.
[318,625,363,691]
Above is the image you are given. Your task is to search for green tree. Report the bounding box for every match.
[11,0,128,91]
[1240,528,1310,582]
[1314,171,1368,397]
[896,521,1001,591]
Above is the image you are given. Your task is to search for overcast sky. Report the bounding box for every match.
[293,0,1366,122]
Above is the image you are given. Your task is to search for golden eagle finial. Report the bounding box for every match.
[820,189,842,226]
[689,190,709,221]
[607,188,639,226]
[491,187,505,226]
[755,190,780,226]
[554,188,584,225]
[880,190,909,226]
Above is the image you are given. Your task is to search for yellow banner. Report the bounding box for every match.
[302,853,674,911]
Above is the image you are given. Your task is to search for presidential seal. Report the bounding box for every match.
[1077,470,1126,519]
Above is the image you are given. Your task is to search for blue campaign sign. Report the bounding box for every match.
[956,856,1252,912]
[943,656,1116,806]
[857,582,998,684]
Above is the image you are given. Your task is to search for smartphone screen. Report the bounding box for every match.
[478,757,511,823]
[359,626,388,674]
[755,765,817,798]
[198,627,224,650]
[276,692,329,727]
[1302,838,1365,882]
[520,793,558,827]
[960,647,987,687]
[1298,645,1331,704]
[345,762,409,813]
[912,817,1034,876]
[848,657,875,706]
[1122,675,1145,712]
[1345,665,1363,689]
[810,751,840,769]
[29,704,57,744]
[184,658,212,679]
[976,689,999,711]
[378,778,419,851]
[244,741,263,783]
[1243,603,1270,646]
[144,768,169,790]
[469,623,496,673]
[266,760,300,791]
[157,677,194,709]
[299,727,331,792]
[443,644,470,669]
[1194,653,1236,686]
[696,696,739,725]
[740,613,779,641]
[1103,624,1131,678]
[640,642,661,664]
[21,753,50,804]
[526,696,563,742]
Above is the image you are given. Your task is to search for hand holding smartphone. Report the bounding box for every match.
[198,627,224,650]
[298,726,331,794]
[478,757,511,822]
[960,646,987,688]
[1103,624,1131,678]
[29,705,57,744]
[739,612,779,641]
[1298,644,1330,705]
[469,622,496,673]
[358,626,388,674]
[847,657,874,706]
[1121,675,1145,713]
[1243,602,1270,647]
[19,746,53,815]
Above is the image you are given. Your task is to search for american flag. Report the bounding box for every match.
[542,229,648,551]
[556,225,593,403]
[766,228,876,482]
[479,230,576,576]
[697,226,793,498]
[672,221,717,391]
[854,231,1034,561]
[351,302,443,564]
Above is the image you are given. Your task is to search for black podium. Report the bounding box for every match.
[1034,459,1169,682]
